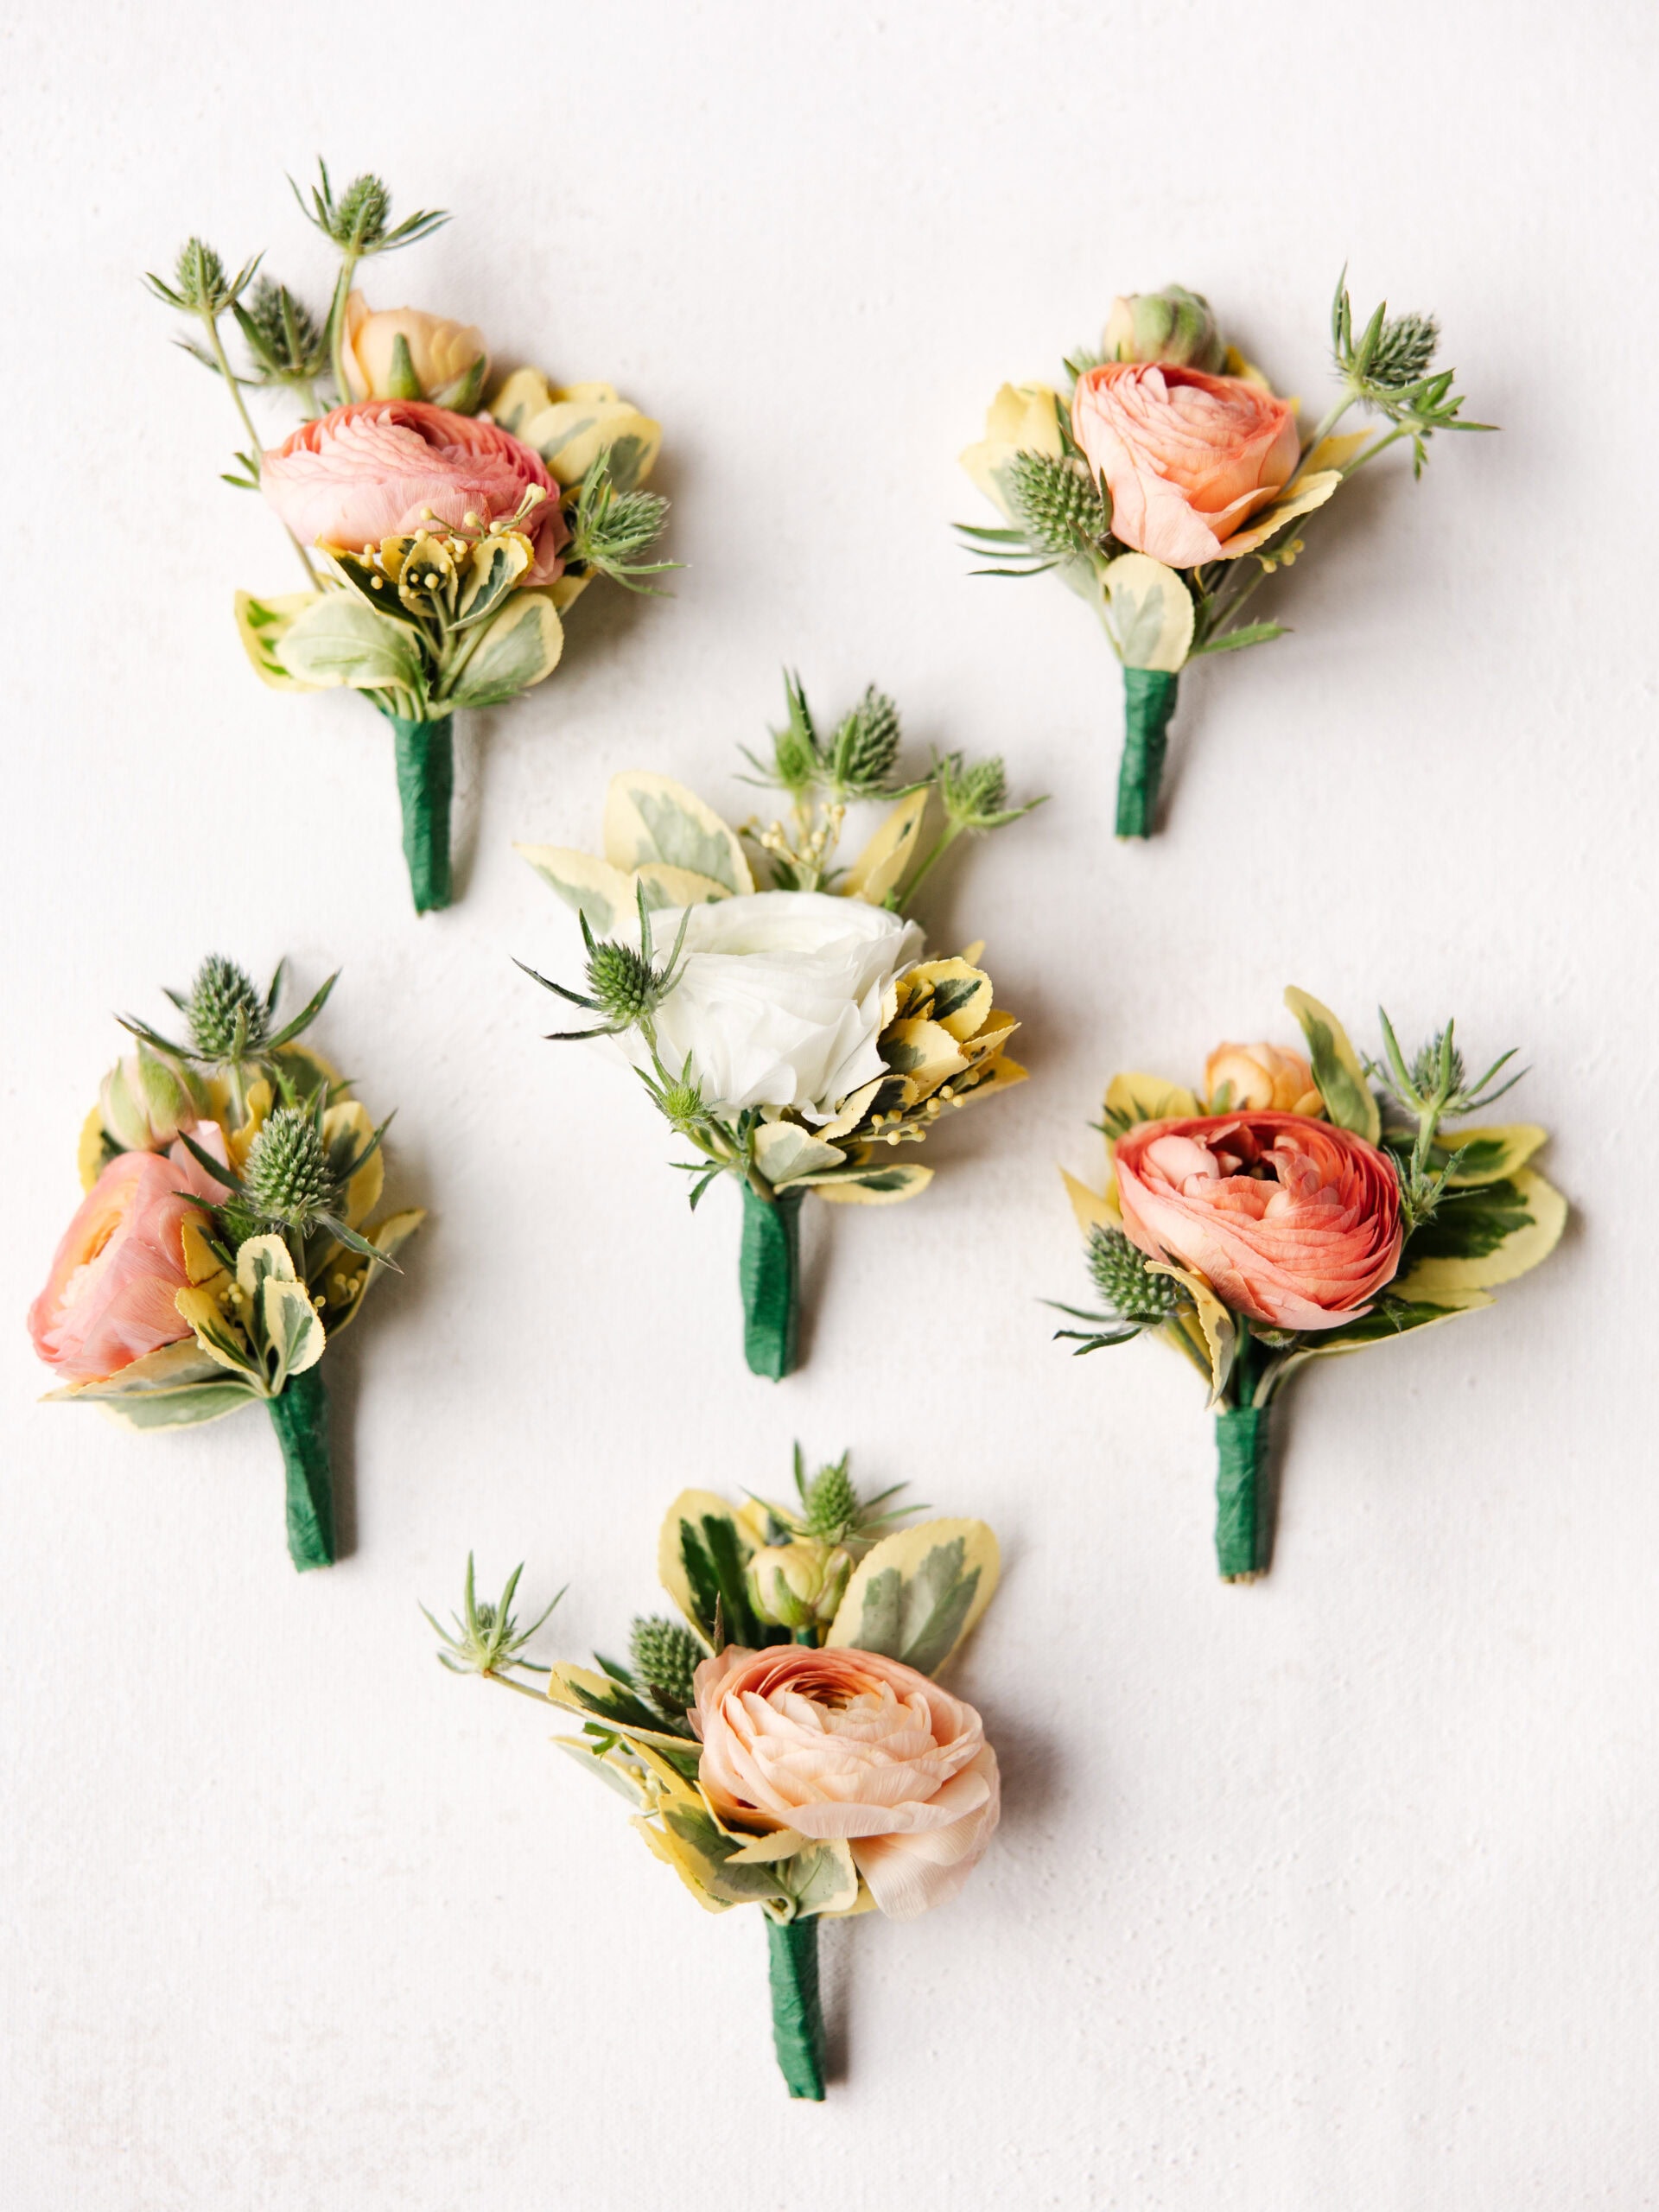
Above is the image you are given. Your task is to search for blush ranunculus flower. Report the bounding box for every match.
[646,892,924,1123]
[339,290,488,404]
[1204,1041,1323,1116]
[28,1133,229,1384]
[1071,362,1300,568]
[1115,1112,1403,1332]
[262,401,569,584]
[692,1643,1000,1921]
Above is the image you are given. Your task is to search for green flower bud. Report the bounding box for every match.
[1103,286,1226,373]
[99,1046,206,1152]
[746,1541,852,1631]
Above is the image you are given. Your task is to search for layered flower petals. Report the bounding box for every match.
[1071,362,1300,567]
[262,400,568,583]
[648,893,924,1122]
[29,1131,229,1383]
[1115,1111,1403,1332]
[692,1644,999,1922]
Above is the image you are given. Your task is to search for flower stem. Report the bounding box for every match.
[198,307,318,590]
[766,1914,827,2101]
[1116,668,1179,837]
[739,1183,803,1380]
[266,1365,335,1572]
[1213,1402,1270,1581]
[390,713,455,915]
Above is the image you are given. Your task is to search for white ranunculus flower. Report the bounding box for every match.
[645,892,923,1122]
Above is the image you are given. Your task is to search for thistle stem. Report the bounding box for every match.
[1116,668,1179,838]
[266,1365,335,1572]
[199,308,318,590]
[739,1184,803,1380]
[766,1915,827,2101]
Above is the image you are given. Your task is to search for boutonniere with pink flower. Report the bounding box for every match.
[427,1451,1001,2100]
[148,161,671,915]
[28,957,422,1571]
[1055,991,1564,1580]
[515,675,1039,1377]
[960,276,1485,837]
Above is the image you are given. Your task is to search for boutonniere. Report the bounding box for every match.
[29,957,422,1569]
[1055,991,1564,1578]
[148,160,671,914]
[517,675,1039,1376]
[961,276,1484,836]
[429,1451,1001,2099]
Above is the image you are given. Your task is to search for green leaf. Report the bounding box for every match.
[602,772,753,894]
[1283,987,1381,1143]
[276,591,424,694]
[826,1518,1000,1676]
[441,590,563,708]
[1190,620,1287,657]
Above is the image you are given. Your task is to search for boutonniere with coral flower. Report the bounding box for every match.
[28,957,422,1571]
[427,1450,1001,2100]
[515,676,1039,1376]
[148,160,671,915]
[1054,991,1565,1580]
[960,276,1486,837]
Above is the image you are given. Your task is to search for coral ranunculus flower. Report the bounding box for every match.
[1071,361,1300,568]
[1204,1041,1323,1116]
[1115,1112,1403,1332]
[28,1136,228,1384]
[692,1643,1000,1921]
[262,400,569,583]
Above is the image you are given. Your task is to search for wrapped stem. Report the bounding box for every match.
[266,1365,335,1573]
[390,714,454,915]
[1116,668,1179,838]
[1214,1402,1270,1582]
[740,1184,803,1380]
[766,1913,827,2101]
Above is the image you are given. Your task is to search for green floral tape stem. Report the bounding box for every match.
[740,1184,803,1380]
[391,714,454,915]
[766,1913,827,2101]
[1214,1402,1270,1581]
[1116,668,1179,839]
[266,1365,335,1573]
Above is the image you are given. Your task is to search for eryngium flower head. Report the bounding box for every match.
[588,938,667,1028]
[242,1105,340,1228]
[829,688,902,796]
[1086,1224,1184,1321]
[188,956,269,1062]
[801,1455,859,1542]
[243,276,326,376]
[1006,451,1109,555]
[629,1614,703,1715]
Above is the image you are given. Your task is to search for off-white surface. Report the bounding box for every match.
[2,4,1653,2206]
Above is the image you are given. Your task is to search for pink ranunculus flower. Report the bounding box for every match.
[692,1643,1000,1922]
[1071,362,1301,568]
[28,1131,228,1384]
[261,401,569,585]
[1115,1111,1403,1332]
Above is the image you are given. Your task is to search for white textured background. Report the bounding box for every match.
[2,3,1653,2206]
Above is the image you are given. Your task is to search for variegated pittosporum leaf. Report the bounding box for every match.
[656,1490,785,1649]
[826,1517,1001,1677]
[1284,987,1382,1143]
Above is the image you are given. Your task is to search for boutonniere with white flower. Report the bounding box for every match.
[427,1450,1001,2100]
[28,958,422,1570]
[960,275,1486,836]
[148,160,671,914]
[516,676,1039,1376]
[1053,991,1564,1579]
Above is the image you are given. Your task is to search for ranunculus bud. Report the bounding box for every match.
[746,1541,852,1630]
[1103,286,1226,372]
[339,290,490,410]
[1204,1042,1323,1116]
[99,1046,206,1152]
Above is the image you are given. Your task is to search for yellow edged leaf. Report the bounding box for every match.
[1063,1166,1122,1235]
[809,1160,934,1204]
[841,787,931,905]
[515,846,638,937]
[1104,1071,1199,1131]
[1440,1124,1548,1187]
[1102,553,1196,672]
[602,773,752,894]
[1395,1166,1567,1296]
[233,590,325,692]
[827,1516,1000,1676]
[76,1106,109,1192]
[1211,471,1340,563]
[1283,988,1381,1143]
[1146,1260,1236,1406]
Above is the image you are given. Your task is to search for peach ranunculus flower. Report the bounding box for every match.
[339,290,488,405]
[1071,362,1301,569]
[28,1133,229,1384]
[262,401,569,585]
[1204,1042,1323,1117]
[692,1643,1000,1922]
[1115,1111,1403,1332]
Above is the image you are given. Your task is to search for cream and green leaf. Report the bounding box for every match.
[824,1518,1000,1676]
